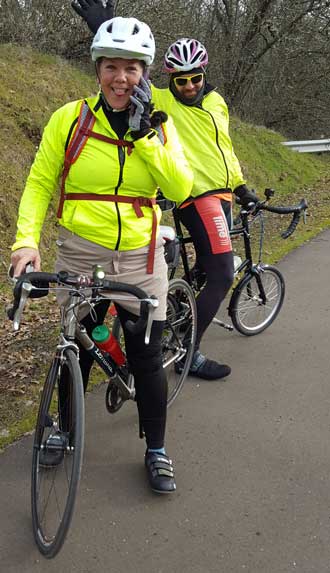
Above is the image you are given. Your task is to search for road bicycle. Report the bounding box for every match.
[7,265,196,558]
[159,188,308,336]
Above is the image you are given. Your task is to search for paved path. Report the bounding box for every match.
[1,230,330,572]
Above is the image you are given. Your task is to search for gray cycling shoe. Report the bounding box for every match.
[175,350,231,381]
[145,451,176,494]
[39,431,69,468]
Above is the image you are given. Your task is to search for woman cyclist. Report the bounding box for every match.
[72,0,259,381]
[10,17,193,494]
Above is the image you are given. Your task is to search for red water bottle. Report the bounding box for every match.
[91,324,126,366]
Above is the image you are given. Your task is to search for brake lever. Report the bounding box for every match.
[13,281,34,331]
[144,296,159,345]
[8,262,34,286]
[240,201,258,216]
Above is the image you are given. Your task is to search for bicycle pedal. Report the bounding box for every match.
[212,317,234,331]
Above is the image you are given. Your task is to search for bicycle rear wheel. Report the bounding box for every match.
[163,278,197,407]
[31,348,84,558]
[229,264,285,336]
[109,278,197,408]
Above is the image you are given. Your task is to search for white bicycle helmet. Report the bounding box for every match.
[91,17,155,65]
[164,38,208,73]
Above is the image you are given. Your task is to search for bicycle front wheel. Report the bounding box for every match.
[229,265,285,336]
[31,348,85,558]
[163,278,197,407]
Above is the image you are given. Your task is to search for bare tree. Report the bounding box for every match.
[1,0,330,137]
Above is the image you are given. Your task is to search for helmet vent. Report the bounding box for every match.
[191,53,201,63]
[132,24,140,35]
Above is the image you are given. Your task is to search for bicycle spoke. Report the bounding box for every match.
[164,279,197,407]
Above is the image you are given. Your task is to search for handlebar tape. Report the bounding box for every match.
[281,212,301,239]
[260,198,307,215]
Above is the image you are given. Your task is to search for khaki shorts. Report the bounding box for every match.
[55,226,168,320]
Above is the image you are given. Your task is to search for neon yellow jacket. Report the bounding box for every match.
[12,94,193,252]
[151,85,245,200]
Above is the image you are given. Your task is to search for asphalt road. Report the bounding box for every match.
[1,229,330,573]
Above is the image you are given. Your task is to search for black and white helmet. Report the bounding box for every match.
[91,17,155,65]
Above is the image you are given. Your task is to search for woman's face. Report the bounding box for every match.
[97,57,144,110]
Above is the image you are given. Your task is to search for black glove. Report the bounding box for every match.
[129,77,152,140]
[234,184,260,206]
[71,0,114,34]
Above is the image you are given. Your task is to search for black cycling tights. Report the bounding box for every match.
[179,198,234,350]
[59,300,167,450]
[193,251,234,349]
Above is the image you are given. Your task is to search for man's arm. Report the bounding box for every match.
[71,0,114,34]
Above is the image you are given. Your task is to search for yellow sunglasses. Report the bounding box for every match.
[173,73,204,87]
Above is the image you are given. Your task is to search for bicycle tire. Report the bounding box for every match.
[108,278,197,408]
[31,348,85,558]
[164,278,197,407]
[229,264,285,336]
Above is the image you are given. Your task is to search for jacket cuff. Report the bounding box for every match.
[12,238,39,252]
[132,129,162,149]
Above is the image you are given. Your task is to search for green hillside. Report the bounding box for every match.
[0,43,96,272]
[1,44,330,449]
[1,43,330,274]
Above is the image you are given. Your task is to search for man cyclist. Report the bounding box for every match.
[72,0,259,381]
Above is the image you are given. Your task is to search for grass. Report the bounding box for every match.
[1,43,330,451]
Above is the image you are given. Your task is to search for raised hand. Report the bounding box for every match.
[129,77,152,139]
[71,0,114,34]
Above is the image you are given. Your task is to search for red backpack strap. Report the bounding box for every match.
[57,102,95,218]
[83,129,134,155]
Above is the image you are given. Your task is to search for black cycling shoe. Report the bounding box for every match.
[175,350,231,381]
[39,431,69,468]
[145,451,176,494]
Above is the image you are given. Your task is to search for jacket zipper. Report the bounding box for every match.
[114,146,125,250]
[202,108,229,189]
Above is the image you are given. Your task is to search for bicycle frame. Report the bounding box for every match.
[75,323,135,401]
[169,205,265,282]
[166,205,273,330]
[158,190,306,337]
[58,292,135,402]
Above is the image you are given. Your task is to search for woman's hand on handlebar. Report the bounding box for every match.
[11,247,41,277]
